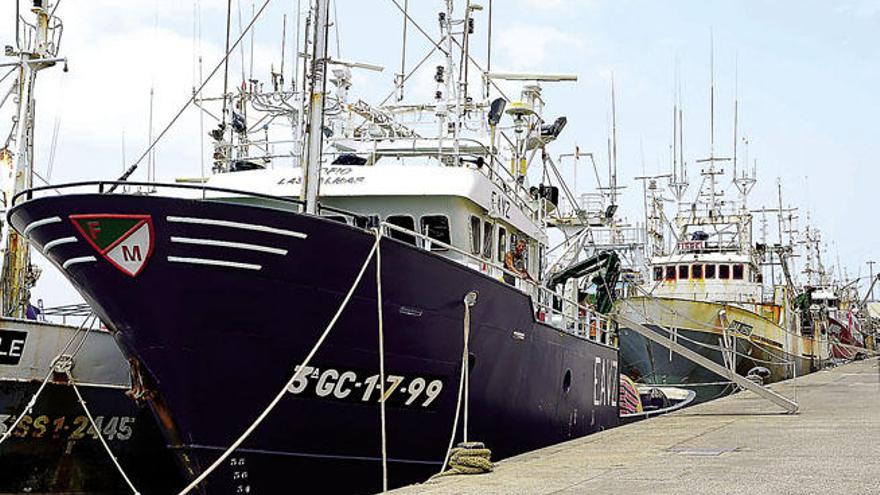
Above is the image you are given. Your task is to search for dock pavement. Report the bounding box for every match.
[390,357,880,494]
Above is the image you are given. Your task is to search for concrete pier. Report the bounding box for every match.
[391,357,880,494]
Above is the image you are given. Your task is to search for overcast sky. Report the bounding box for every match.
[2,0,878,305]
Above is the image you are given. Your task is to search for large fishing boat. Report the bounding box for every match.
[8,2,620,492]
[615,79,830,402]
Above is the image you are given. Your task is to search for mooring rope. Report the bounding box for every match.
[0,314,143,493]
[374,229,388,493]
[0,365,53,447]
[463,295,471,443]
[617,297,794,366]
[630,283,870,352]
[0,313,97,447]
[177,232,382,495]
[433,293,493,479]
[625,290,879,362]
[67,370,141,494]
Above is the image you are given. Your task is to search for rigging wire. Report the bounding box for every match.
[0,83,17,121]
[0,67,16,87]
[112,0,276,189]
[386,0,448,57]
[237,0,247,84]
[15,0,20,50]
[332,0,341,58]
[221,0,234,130]
[48,0,64,19]
[44,72,65,181]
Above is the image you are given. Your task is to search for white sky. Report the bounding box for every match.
[2,0,878,305]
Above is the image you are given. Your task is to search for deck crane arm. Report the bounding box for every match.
[546,251,621,314]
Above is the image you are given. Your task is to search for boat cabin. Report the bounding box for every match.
[202,163,548,285]
[647,251,763,304]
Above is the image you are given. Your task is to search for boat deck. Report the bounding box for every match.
[390,357,880,494]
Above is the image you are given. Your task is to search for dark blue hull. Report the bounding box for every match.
[10,193,619,493]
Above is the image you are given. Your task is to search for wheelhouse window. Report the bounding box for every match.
[705,264,716,279]
[420,215,450,251]
[497,226,508,262]
[470,216,483,255]
[732,264,744,280]
[691,264,703,279]
[654,267,663,281]
[482,221,494,259]
[719,264,731,279]
[665,266,676,281]
[678,265,689,280]
[387,215,416,245]
[354,216,372,229]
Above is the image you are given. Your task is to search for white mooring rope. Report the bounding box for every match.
[177,232,382,495]
[68,370,141,494]
[1,313,143,493]
[0,313,97,448]
[0,368,53,447]
[436,292,490,478]
[375,229,389,493]
[463,297,471,443]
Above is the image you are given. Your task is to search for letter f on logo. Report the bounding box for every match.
[87,221,101,240]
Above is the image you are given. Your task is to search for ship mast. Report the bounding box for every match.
[731,61,756,210]
[301,0,331,214]
[668,63,688,208]
[1,1,65,317]
[694,34,729,218]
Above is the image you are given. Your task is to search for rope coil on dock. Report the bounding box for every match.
[434,292,494,479]
[432,441,494,478]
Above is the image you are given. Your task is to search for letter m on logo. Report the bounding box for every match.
[122,245,143,262]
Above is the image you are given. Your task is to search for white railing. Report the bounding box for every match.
[380,221,614,346]
[589,225,645,248]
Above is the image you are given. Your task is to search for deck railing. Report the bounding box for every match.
[381,221,614,346]
[12,180,307,211]
[13,181,612,346]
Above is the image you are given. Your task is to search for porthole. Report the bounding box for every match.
[563,369,572,394]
